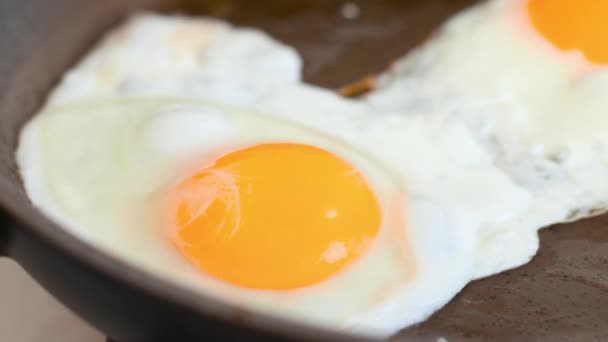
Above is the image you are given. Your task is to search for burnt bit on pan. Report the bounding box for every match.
[337,75,377,98]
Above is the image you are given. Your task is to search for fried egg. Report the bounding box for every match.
[366,0,608,278]
[19,12,536,337]
[18,96,530,337]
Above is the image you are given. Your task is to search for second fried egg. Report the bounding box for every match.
[366,0,608,278]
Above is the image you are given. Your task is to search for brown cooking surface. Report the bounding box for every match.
[163,1,608,340]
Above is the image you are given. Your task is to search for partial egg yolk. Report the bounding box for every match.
[528,0,608,64]
[167,143,382,290]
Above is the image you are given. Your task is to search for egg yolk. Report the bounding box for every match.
[528,0,608,64]
[167,143,382,290]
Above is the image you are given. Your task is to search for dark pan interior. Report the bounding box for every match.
[1,0,608,341]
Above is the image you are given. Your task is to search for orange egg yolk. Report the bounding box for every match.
[166,143,382,290]
[528,0,608,64]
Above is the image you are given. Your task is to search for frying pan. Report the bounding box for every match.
[1,0,607,341]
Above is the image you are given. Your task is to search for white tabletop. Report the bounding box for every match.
[0,258,103,342]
